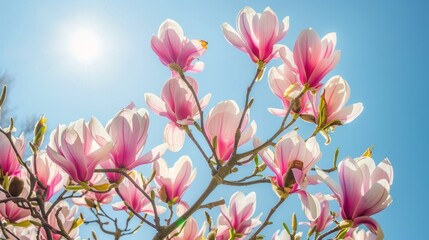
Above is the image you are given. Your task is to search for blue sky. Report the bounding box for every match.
[0,1,427,239]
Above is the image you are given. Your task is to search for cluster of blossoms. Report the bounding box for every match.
[0,5,392,240]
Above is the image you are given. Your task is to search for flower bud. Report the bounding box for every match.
[33,115,47,149]
[9,177,24,197]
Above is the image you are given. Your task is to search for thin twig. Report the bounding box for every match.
[249,198,286,240]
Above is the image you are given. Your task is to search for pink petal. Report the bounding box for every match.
[163,122,185,152]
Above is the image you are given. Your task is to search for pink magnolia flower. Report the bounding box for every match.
[91,103,167,182]
[151,19,207,73]
[0,190,31,223]
[306,76,363,130]
[72,173,115,207]
[113,171,166,215]
[317,157,393,237]
[153,156,196,205]
[216,191,261,240]
[345,229,377,240]
[169,217,206,240]
[46,118,113,183]
[0,132,25,176]
[222,6,289,64]
[299,76,363,144]
[268,62,312,116]
[282,28,340,89]
[145,77,211,152]
[29,151,66,201]
[205,100,257,162]
[254,131,322,220]
[302,193,332,233]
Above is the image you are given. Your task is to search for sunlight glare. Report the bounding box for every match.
[69,29,101,63]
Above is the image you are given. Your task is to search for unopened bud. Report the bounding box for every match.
[206,229,217,240]
[291,99,302,113]
[307,225,317,238]
[292,213,297,233]
[84,198,97,208]
[33,115,47,149]
[9,177,24,197]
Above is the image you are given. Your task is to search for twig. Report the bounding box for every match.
[249,198,286,240]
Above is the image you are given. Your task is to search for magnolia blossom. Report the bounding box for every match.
[145,77,211,152]
[151,19,207,73]
[216,191,261,240]
[302,193,332,233]
[268,62,312,116]
[0,132,25,176]
[169,217,206,240]
[91,103,167,182]
[222,6,289,64]
[317,157,393,237]
[0,190,31,223]
[254,131,322,220]
[272,229,302,240]
[113,171,165,215]
[281,28,340,89]
[307,76,363,130]
[47,118,113,183]
[345,229,377,240]
[72,173,114,207]
[42,202,80,240]
[29,151,66,201]
[153,156,196,205]
[205,100,257,162]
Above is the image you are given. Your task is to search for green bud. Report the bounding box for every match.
[292,213,297,233]
[33,115,47,149]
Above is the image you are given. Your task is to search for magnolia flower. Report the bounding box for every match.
[317,157,393,237]
[205,100,257,162]
[281,28,340,89]
[169,217,206,240]
[47,118,113,183]
[72,173,114,207]
[345,229,377,240]
[268,62,312,116]
[113,171,166,215]
[145,77,211,152]
[306,76,363,141]
[151,19,207,73]
[0,190,31,223]
[302,193,332,233]
[272,229,302,240]
[222,6,289,64]
[91,103,167,182]
[254,131,322,220]
[42,201,80,240]
[216,191,261,240]
[0,132,25,176]
[153,156,196,205]
[29,150,66,201]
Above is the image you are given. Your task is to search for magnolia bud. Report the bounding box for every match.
[33,115,47,149]
[9,177,24,197]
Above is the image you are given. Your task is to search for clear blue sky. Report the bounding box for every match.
[0,1,427,239]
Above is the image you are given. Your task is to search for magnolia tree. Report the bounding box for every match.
[0,6,393,240]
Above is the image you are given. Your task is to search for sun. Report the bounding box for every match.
[68,29,101,63]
